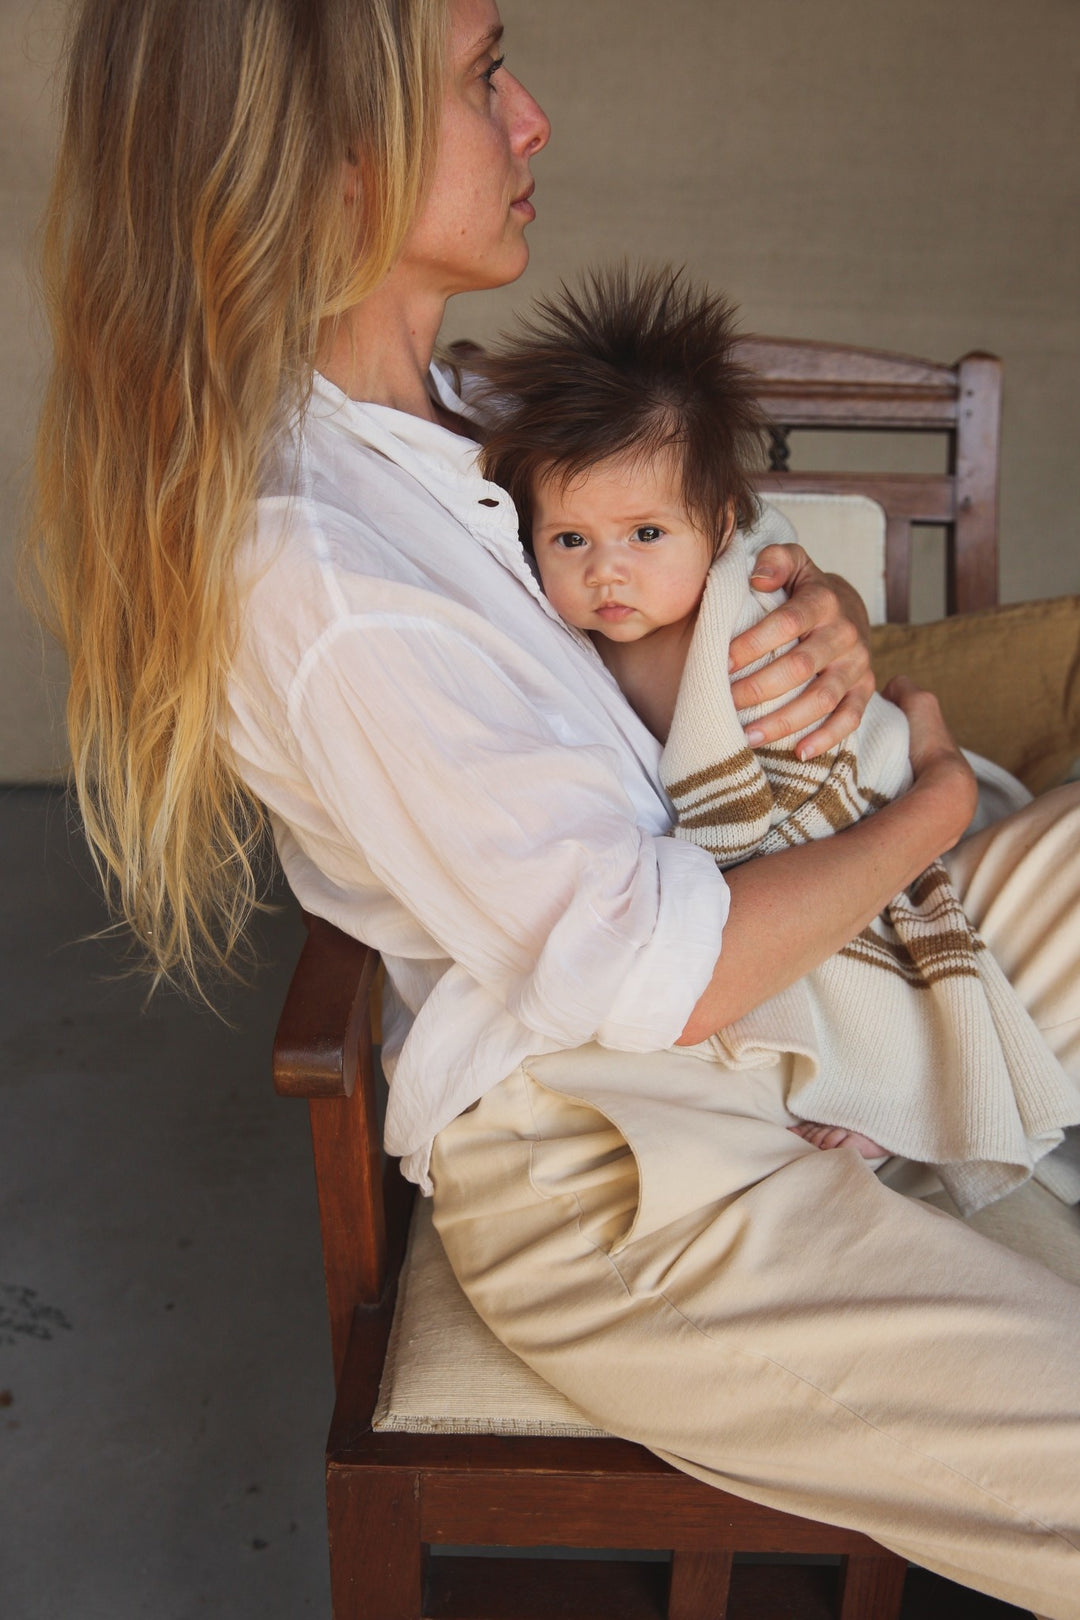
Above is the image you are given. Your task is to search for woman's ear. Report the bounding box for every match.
[341,154,360,206]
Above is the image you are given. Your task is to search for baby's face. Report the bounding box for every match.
[531,451,715,643]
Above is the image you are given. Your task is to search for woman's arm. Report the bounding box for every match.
[729,542,876,761]
[676,681,976,1043]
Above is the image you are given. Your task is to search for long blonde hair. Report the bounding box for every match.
[28,0,447,993]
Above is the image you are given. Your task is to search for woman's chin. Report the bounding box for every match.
[450,236,533,297]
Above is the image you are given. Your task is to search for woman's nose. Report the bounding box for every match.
[507,74,550,158]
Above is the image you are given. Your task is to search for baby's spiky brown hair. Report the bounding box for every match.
[475,265,766,553]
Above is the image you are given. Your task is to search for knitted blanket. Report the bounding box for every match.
[660,518,1080,1216]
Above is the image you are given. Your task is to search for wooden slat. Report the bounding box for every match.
[419,1473,892,1555]
[750,390,958,429]
[735,337,956,394]
[755,471,955,523]
[668,1550,733,1620]
[837,1552,908,1619]
[884,516,913,624]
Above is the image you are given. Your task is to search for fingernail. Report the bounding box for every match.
[796,741,817,760]
[745,728,765,745]
[751,568,776,583]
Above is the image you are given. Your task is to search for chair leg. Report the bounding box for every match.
[668,1550,733,1620]
[326,1466,423,1619]
[837,1551,907,1620]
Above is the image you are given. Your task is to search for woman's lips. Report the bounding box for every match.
[511,183,536,221]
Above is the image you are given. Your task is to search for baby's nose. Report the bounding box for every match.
[586,547,627,584]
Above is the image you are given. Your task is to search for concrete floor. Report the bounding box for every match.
[1,787,331,1619]
[0,786,1037,1620]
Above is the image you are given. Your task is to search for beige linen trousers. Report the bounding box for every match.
[430,785,1080,1618]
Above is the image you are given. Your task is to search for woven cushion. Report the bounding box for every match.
[373,1181,1080,1436]
[372,1194,606,1436]
[765,493,888,625]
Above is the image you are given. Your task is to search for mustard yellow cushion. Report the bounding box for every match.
[870,595,1080,795]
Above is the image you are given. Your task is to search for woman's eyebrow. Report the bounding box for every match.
[468,23,504,58]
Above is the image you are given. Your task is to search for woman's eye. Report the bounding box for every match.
[554,532,586,549]
[481,54,506,90]
[634,526,663,543]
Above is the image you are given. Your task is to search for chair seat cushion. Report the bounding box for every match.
[373,1179,1080,1437]
[372,1194,607,1436]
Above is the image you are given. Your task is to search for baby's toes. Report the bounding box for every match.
[789,1122,845,1149]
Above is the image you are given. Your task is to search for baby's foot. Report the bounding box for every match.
[790,1122,889,1159]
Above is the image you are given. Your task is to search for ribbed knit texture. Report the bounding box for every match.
[661,517,1080,1216]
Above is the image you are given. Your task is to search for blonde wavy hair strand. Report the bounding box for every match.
[27,0,447,995]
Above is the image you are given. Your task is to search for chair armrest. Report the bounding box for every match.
[273,913,378,1099]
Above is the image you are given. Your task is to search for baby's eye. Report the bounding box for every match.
[634,526,663,543]
[553,531,587,549]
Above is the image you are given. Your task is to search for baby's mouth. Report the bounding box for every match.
[595,602,635,622]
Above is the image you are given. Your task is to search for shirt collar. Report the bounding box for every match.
[307,365,579,633]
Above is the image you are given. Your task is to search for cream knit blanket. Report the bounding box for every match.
[661,519,1080,1216]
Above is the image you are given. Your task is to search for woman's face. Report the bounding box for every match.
[400,0,550,296]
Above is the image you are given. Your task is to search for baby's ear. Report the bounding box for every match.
[715,503,738,552]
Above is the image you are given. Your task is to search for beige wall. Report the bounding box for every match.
[3,0,1078,778]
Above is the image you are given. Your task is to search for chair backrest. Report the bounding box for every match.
[273,335,1004,1380]
[734,337,1001,621]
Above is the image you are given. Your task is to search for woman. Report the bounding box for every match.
[29,1,1080,1613]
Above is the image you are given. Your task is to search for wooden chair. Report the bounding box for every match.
[273,340,1003,1620]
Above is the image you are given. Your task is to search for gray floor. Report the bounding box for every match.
[1,787,331,1619]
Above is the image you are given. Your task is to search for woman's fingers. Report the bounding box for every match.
[731,568,843,670]
[738,679,873,758]
[731,544,875,756]
[730,618,875,758]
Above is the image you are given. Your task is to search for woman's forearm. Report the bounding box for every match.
[676,753,975,1044]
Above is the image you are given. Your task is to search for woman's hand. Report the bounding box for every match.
[885,676,978,851]
[728,543,875,760]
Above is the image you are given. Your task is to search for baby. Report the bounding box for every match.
[473,267,1078,1213]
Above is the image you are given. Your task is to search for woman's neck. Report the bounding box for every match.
[318,274,449,422]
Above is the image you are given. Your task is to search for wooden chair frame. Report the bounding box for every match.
[734,337,1001,622]
[273,338,1003,1619]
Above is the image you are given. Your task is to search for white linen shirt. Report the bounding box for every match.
[227,366,731,1190]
